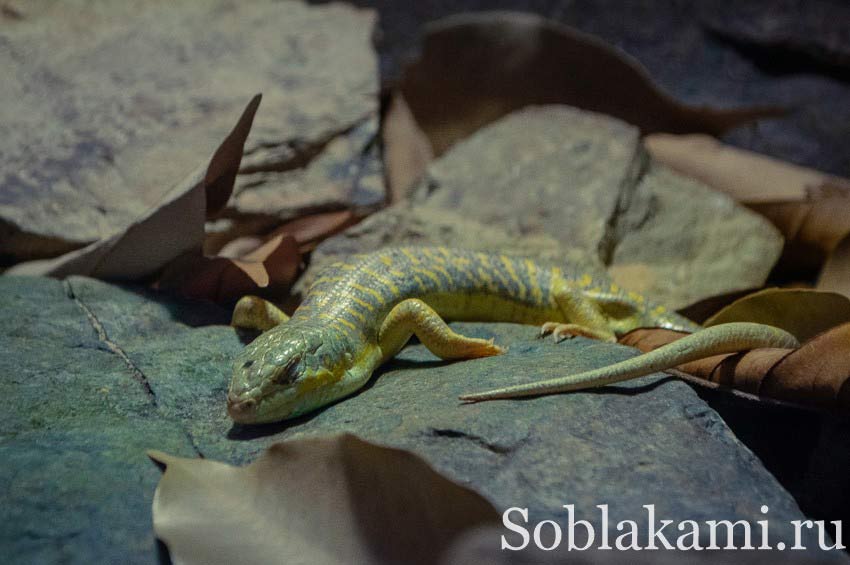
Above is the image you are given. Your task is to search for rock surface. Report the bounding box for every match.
[309,106,782,308]
[2,275,845,562]
[700,0,850,77]
[415,106,641,255]
[0,0,380,260]
[232,116,384,223]
[609,162,783,308]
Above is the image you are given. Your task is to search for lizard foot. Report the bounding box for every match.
[539,322,616,343]
[231,295,290,331]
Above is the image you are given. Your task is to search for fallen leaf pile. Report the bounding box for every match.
[149,434,498,565]
[621,288,850,410]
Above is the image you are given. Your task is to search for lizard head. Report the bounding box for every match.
[226,322,356,424]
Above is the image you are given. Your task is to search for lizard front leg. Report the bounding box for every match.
[378,298,505,363]
[231,295,290,331]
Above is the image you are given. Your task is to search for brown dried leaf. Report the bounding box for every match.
[676,287,762,325]
[818,231,850,299]
[764,323,850,410]
[216,236,264,259]
[644,133,839,203]
[708,349,791,394]
[703,288,850,342]
[620,326,850,411]
[149,434,498,565]
[268,209,358,253]
[158,234,300,304]
[7,95,261,280]
[382,93,435,203]
[385,12,782,198]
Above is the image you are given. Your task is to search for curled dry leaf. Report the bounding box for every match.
[646,133,850,275]
[703,288,850,342]
[818,231,850,299]
[7,95,262,281]
[621,324,850,411]
[385,11,783,199]
[644,133,834,204]
[382,93,435,204]
[267,209,359,253]
[676,287,761,325]
[157,234,301,304]
[763,323,850,409]
[203,209,358,259]
[149,434,498,565]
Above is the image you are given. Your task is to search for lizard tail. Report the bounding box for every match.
[459,322,799,402]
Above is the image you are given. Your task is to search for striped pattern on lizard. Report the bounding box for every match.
[226,246,798,424]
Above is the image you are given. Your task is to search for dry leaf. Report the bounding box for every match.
[267,209,358,253]
[382,93,435,203]
[149,434,498,565]
[763,323,850,409]
[646,133,850,276]
[216,236,265,259]
[676,287,762,325]
[385,12,782,198]
[157,234,301,304]
[621,325,850,411]
[817,231,850,298]
[7,95,262,281]
[644,133,842,204]
[703,288,850,342]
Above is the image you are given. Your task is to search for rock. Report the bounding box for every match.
[0,1,380,261]
[2,274,845,562]
[610,163,784,309]
[311,106,782,307]
[0,276,209,563]
[699,0,850,78]
[415,105,642,255]
[232,116,384,223]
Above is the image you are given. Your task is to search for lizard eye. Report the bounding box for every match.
[272,354,302,385]
[242,360,254,369]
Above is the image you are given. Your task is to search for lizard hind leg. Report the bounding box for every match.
[546,281,618,343]
[539,322,617,343]
[231,295,290,331]
[378,298,505,363]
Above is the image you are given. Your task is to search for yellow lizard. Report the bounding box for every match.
[226,246,797,424]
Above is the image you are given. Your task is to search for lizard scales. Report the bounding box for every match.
[227,246,797,424]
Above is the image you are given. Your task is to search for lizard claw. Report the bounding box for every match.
[553,328,578,343]
[540,322,615,343]
[539,322,559,339]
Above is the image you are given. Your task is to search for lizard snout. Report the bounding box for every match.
[226,393,258,423]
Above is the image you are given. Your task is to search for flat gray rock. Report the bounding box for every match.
[2,275,844,562]
[610,161,784,308]
[0,1,380,260]
[232,116,384,223]
[415,105,642,255]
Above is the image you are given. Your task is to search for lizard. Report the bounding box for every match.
[226,246,798,424]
